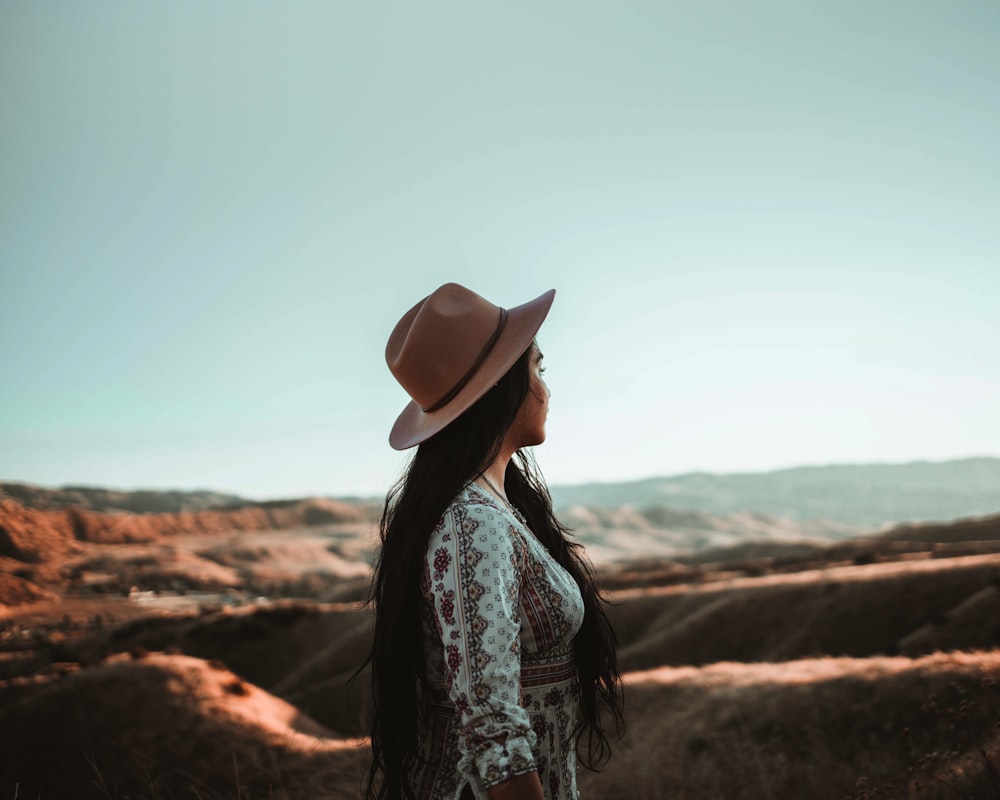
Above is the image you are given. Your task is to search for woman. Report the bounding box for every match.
[365,283,623,800]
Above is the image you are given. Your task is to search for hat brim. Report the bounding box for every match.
[388,288,555,450]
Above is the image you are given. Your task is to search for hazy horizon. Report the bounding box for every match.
[3,2,999,497]
[4,453,998,503]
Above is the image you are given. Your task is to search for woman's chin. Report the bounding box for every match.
[526,430,546,447]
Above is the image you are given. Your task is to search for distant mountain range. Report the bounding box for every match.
[548,457,1000,528]
[0,483,248,514]
[4,456,999,529]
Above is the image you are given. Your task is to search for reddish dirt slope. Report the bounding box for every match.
[0,497,372,602]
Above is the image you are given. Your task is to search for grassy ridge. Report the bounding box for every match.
[2,497,999,798]
[583,652,1000,800]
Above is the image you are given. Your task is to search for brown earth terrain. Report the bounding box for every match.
[1,492,999,799]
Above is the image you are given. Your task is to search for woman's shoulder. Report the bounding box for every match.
[448,482,498,512]
[432,483,522,545]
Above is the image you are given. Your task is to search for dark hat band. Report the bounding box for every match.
[421,307,509,413]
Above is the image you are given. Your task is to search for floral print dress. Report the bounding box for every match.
[409,482,586,800]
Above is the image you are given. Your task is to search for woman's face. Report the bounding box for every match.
[510,344,549,448]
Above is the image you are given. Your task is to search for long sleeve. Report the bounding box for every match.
[425,499,538,789]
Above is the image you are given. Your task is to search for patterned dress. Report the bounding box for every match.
[409,482,585,800]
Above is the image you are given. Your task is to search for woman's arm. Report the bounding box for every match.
[426,501,538,793]
[487,770,545,800]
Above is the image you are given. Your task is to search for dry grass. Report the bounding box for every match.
[608,554,1000,670]
[3,501,1000,799]
[0,652,370,800]
[580,651,1000,800]
[3,650,997,799]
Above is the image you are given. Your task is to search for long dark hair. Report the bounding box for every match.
[363,344,624,800]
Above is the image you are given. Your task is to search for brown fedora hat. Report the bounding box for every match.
[385,283,555,450]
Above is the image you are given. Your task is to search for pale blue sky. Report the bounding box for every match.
[2,1,998,498]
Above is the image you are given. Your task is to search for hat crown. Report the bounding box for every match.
[386,283,504,411]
